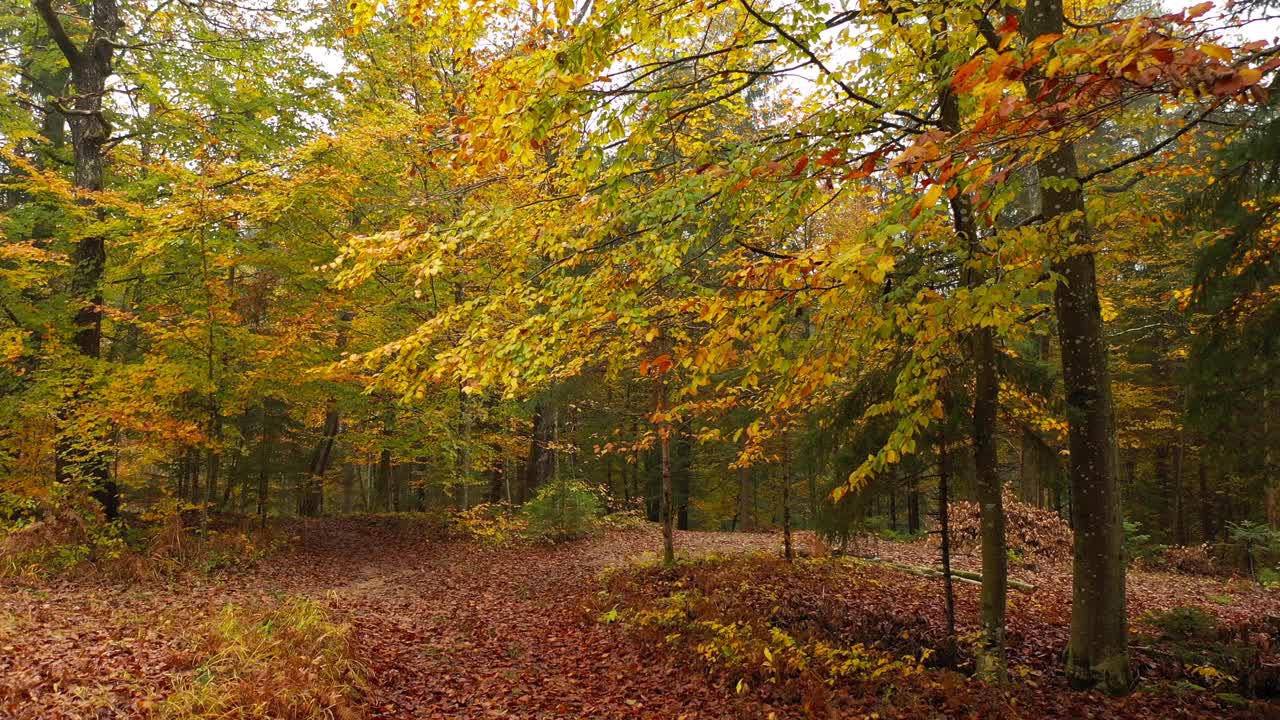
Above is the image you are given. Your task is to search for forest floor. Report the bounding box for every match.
[2,522,1278,719]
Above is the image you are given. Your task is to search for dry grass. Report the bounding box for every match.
[158,596,366,720]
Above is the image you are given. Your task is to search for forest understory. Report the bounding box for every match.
[4,522,1278,720]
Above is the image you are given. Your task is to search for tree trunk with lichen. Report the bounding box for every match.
[1023,0,1132,693]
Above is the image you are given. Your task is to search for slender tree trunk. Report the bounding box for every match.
[302,311,351,516]
[1265,385,1278,529]
[37,0,121,519]
[782,436,793,561]
[938,428,956,638]
[1023,0,1130,692]
[257,405,273,527]
[188,447,201,505]
[177,452,189,500]
[738,465,754,531]
[940,80,1007,680]
[1173,438,1187,545]
[204,435,220,524]
[655,382,675,567]
[908,475,921,534]
[889,482,898,533]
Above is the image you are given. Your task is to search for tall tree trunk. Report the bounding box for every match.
[1173,438,1187,545]
[204,432,220,524]
[38,0,120,519]
[487,458,506,503]
[187,446,201,505]
[1023,0,1131,693]
[177,451,189,500]
[737,465,754,531]
[941,81,1007,680]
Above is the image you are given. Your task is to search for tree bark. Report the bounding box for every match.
[37,0,120,519]
[655,381,675,567]
[737,465,754,531]
[938,427,956,638]
[1023,0,1131,693]
[940,79,1006,680]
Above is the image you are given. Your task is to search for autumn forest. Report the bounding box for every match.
[2,0,1280,717]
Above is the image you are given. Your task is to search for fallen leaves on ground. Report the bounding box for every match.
[3,521,1279,718]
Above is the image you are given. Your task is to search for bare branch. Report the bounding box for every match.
[33,0,82,66]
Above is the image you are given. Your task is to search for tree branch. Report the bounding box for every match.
[33,0,82,66]
[1081,103,1219,184]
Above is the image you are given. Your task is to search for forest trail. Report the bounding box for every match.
[0,526,783,720]
[301,527,784,719]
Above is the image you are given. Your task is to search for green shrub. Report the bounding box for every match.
[524,480,601,542]
[1258,567,1280,587]
[1144,606,1219,641]
[1123,519,1157,561]
[1227,521,1280,580]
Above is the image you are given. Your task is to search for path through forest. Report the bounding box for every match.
[321,528,781,719]
[2,525,784,719]
[6,524,1280,719]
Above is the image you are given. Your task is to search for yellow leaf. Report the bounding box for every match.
[921,182,943,209]
[1200,44,1232,62]
[1238,67,1262,86]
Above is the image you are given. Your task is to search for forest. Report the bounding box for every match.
[2,0,1280,717]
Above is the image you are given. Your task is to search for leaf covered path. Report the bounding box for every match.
[6,524,1279,719]
[322,528,780,719]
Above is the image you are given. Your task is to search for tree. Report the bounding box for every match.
[34,0,120,518]
[1019,0,1131,692]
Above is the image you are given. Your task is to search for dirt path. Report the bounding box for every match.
[327,529,784,719]
[1,527,786,719]
[6,525,1279,719]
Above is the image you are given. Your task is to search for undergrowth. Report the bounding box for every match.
[451,481,645,546]
[595,554,973,714]
[1,497,286,580]
[597,554,1278,716]
[158,597,366,720]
